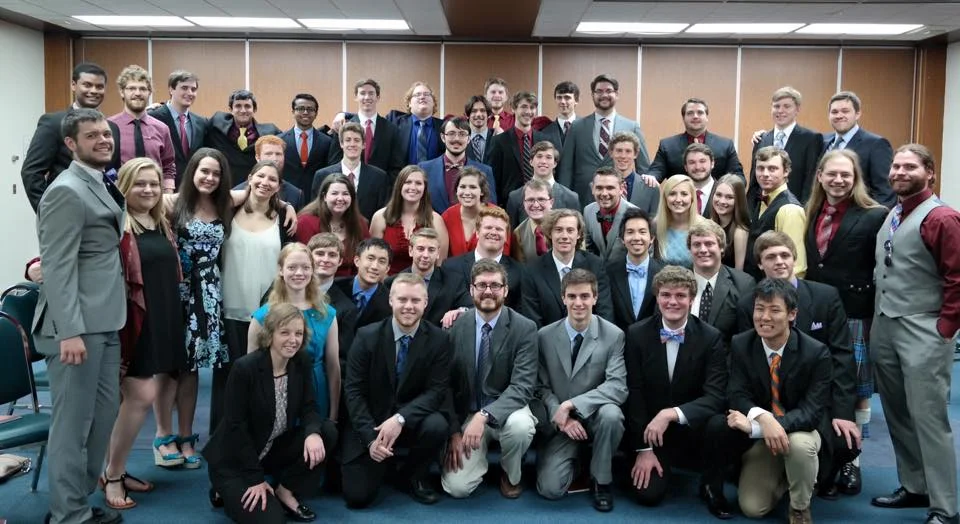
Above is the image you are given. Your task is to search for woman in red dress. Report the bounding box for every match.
[441,166,512,257]
[296,174,369,276]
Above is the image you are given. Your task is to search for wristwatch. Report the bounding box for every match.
[395,414,406,426]
[478,409,491,420]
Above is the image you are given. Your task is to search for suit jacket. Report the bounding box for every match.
[625,174,660,216]
[387,266,471,327]
[147,104,210,185]
[232,180,303,210]
[822,129,895,207]
[325,283,359,370]
[332,277,392,329]
[728,329,832,433]
[557,113,651,209]
[202,349,323,485]
[465,128,495,165]
[539,119,569,154]
[387,110,445,165]
[535,315,627,419]
[699,266,756,343]
[339,114,406,180]
[607,256,664,333]
[204,112,282,187]
[310,163,389,222]
[521,250,614,328]
[279,126,341,197]
[506,180,580,227]
[647,132,744,182]
[445,306,538,432]
[419,156,497,213]
[749,124,823,204]
[584,198,637,264]
[487,127,557,206]
[343,318,450,461]
[625,315,727,448]
[736,279,855,421]
[805,204,887,320]
[442,252,525,311]
[33,162,126,342]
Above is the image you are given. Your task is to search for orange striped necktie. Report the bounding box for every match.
[770,354,785,416]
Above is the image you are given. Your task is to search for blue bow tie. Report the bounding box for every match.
[626,264,647,278]
[659,328,684,344]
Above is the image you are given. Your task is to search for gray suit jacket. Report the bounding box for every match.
[505,180,581,227]
[557,113,650,209]
[625,173,660,216]
[535,315,627,419]
[33,162,126,344]
[584,198,638,264]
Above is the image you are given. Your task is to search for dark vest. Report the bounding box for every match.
[745,188,801,280]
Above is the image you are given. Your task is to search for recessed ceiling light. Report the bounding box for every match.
[685,23,805,34]
[298,19,408,31]
[576,22,688,35]
[185,17,301,28]
[72,15,192,27]
[797,23,923,35]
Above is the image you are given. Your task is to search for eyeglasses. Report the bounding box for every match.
[884,240,893,267]
[593,89,617,96]
[412,92,433,99]
[294,106,317,114]
[443,131,469,139]
[472,282,505,292]
[523,197,552,206]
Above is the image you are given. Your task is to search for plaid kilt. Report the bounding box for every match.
[849,318,873,398]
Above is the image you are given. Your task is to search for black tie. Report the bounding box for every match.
[571,333,584,370]
[102,173,124,208]
[699,282,713,320]
[133,119,146,158]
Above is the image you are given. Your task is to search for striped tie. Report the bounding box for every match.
[521,133,533,182]
[599,118,611,157]
[416,120,428,163]
[770,354,785,416]
[471,133,484,161]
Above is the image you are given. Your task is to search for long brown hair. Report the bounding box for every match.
[173,147,234,236]
[709,173,750,231]
[241,160,284,219]
[804,149,885,218]
[266,243,329,318]
[116,157,170,236]
[384,165,434,227]
[301,174,365,257]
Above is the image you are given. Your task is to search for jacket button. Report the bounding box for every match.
[818,263,824,268]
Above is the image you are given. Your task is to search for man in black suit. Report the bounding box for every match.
[505,141,580,227]
[387,81,445,165]
[205,89,281,186]
[465,96,495,165]
[147,70,209,187]
[312,122,389,221]
[341,273,451,507]
[683,143,721,217]
[279,93,340,198]
[387,228,470,326]
[624,266,728,516]
[538,81,580,152]
[522,209,612,327]
[822,91,895,207]
[749,87,823,204]
[333,238,393,330]
[607,208,664,332]
[647,97,743,182]
[336,78,405,180]
[688,221,755,342]
[488,91,558,206]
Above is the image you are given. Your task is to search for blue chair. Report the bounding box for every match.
[0,311,50,491]
[1,283,47,392]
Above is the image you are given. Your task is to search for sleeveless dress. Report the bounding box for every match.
[382,221,421,275]
[661,228,694,268]
[177,218,228,370]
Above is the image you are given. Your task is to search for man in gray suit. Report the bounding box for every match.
[506,141,580,227]
[442,260,538,499]
[534,269,627,512]
[557,73,650,208]
[609,131,659,216]
[584,167,638,264]
[35,108,126,524]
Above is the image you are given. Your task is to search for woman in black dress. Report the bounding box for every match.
[100,158,188,510]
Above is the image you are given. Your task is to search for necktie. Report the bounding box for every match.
[178,113,190,154]
[534,226,548,256]
[364,119,374,164]
[560,266,571,279]
[659,328,684,344]
[346,171,356,187]
[599,118,611,157]
[133,119,146,158]
[770,354,785,416]
[889,203,903,236]
[571,333,584,370]
[493,113,500,130]
[816,205,837,257]
[416,120,428,163]
[626,263,646,318]
[774,131,786,149]
[237,127,248,150]
[563,120,571,135]
[696,189,704,215]
[396,335,411,377]
[299,131,309,167]
[476,323,492,409]
[521,133,533,182]
[102,173,124,208]
[471,133,484,161]
[354,291,367,312]
[831,136,845,151]
[620,179,629,199]
[699,282,713,320]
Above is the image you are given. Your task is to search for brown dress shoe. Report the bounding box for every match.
[788,507,813,524]
[500,473,522,499]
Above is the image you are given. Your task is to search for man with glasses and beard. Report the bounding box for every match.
[420,116,496,213]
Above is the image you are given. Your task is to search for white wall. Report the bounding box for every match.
[942,41,960,206]
[0,20,43,287]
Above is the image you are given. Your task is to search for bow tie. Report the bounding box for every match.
[596,212,614,224]
[447,162,463,170]
[659,328,684,344]
[626,264,646,278]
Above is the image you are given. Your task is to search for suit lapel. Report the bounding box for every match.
[554,324,573,377]
[506,131,522,167]
[609,261,631,318]
[540,254,564,310]
[463,312,479,390]
[751,335,773,393]
[256,352,276,424]
[709,268,732,324]
[795,281,814,333]
[382,321,398,390]
[826,206,862,257]
[606,199,627,251]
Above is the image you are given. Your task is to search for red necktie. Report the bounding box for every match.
[364,120,374,164]
[770,354,785,417]
[534,226,548,256]
[347,171,356,187]
[816,205,837,257]
[696,189,703,214]
[299,131,309,167]
[178,113,189,154]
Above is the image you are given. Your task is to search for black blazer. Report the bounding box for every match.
[386,266,471,327]
[332,276,392,330]
[736,279,855,421]
[700,266,756,343]
[539,120,568,154]
[804,205,887,320]
[326,283,359,371]
[279,127,341,197]
[310,163,389,222]
[822,129,895,208]
[488,127,558,206]
[442,253,525,311]
[147,104,210,185]
[204,112,282,186]
[337,113,406,181]
[465,128,495,165]
[606,256,665,333]
[202,350,323,485]
[521,250,614,328]
[728,329,831,433]
[343,318,451,462]
[749,125,823,203]
[625,315,727,448]
[647,132,744,182]
[387,110,445,166]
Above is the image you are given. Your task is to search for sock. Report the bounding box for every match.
[856,407,871,441]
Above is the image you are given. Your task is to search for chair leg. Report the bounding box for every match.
[31,444,46,492]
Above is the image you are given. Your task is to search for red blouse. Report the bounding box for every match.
[295,213,370,277]
[442,203,512,257]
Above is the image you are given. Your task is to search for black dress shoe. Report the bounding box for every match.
[410,479,440,505]
[699,484,734,520]
[836,462,862,495]
[282,502,317,522]
[592,481,614,512]
[817,482,839,500]
[871,487,930,508]
[80,507,122,524]
[927,512,960,524]
[208,488,224,508]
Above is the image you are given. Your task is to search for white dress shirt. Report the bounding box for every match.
[691,271,720,319]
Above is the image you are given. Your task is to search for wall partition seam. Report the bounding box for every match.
[244,40,250,90]
[734,45,742,149]
[636,43,642,122]
[341,41,347,111]
[147,38,154,105]
[440,42,446,115]
[537,43,543,115]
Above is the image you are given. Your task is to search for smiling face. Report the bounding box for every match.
[563,282,597,325]
[409,85,434,118]
[312,247,341,279]
[468,101,488,130]
[611,141,637,175]
[281,250,314,293]
[532,148,557,178]
[771,97,799,129]
[591,173,621,210]
[622,216,652,259]
[292,97,318,128]
[486,83,507,112]
[248,165,280,200]
[684,151,714,183]
[889,150,934,198]
[758,245,795,280]
[409,236,440,273]
[657,284,692,327]
[271,317,305,360]
[400,171,426,203]
[324,182,352,215]
[340,130,363,161]
[550,216,580,258]
[126,167,162,214]
[755,156,789,192]
[817,156,855,202]
[514,99,536,128]
[120,80,151,114]
[753,295,796,341]
[256,143,285,172]
[193,156,222,194]
[555,92,577,118]
[711,182,736,217]
[389,281,428,330]
[73,72,106,109]
[170,79,197,109]
[690,233,722,274]
[592,81,618,112]
[354,246,389,286]
[456,174,482,208]
[355,83,379,115]
[66,119,114,170]
[523,187,553,221]
[477,215,508,253]
[471,271,507,313]
[231,98,255,127]
[667,183,694,217]
[682,102,709,136]
[829,99,860,135]
[442,122,469,156]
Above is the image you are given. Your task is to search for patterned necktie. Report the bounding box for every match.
[816,205,837,257]
[599,118,611,157]
[416,120,428,163]
[596,211,614,224]
[534,226,548,256]
[178,113,190,154]
[626,263,646,318]
[831,136,845,151]
[476,323,492,409]
[493,113,500,130]
[396,335,411,377]
[571,333,584,370]
[346,171,356,187]
[563,120,572,136]
[133,119,146,158]
[300,131,309,167]
[696,189,704,215]
[471,133,484,161]
[889,203,903,236]
[699,282,713,320]
[560,266,571,279]
[659,328,684,344]
[354,291,368,312]
[521,133,533,182]
[774,131,786,149]
[770,354,785,416]
[237,127,248,150]
[364,119,374,164]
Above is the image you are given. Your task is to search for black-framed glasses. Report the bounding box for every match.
[472,282,505,292]
[884,240,893,267]
[293,106,317,114]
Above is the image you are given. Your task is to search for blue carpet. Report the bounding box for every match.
[3,364,960,523]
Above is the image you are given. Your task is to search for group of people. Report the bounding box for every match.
[18,60,960,524]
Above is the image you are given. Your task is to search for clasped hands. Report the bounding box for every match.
[727,409,790,455]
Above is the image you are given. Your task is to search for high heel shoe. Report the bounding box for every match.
[152,435,185,467]
[177,434,203,469]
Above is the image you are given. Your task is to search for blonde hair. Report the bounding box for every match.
[403,81,437,115]
[267,243,329,318]
[116,64,152,92]
[256,302,310,353]
[805,149,885,218]
[654,175,704,259]
[116,157,170,236]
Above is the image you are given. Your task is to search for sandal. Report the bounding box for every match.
[98,471,155,493]
[177,434,203,469]
[153,435,185,467]
[100,474,137,510]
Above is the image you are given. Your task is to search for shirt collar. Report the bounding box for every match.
[166,102,189,120]
[475,249,503,263]
[552,253,575,274]
[900,188,935,217]
[761,338,786,360]
[358,113,376,127]
[352,276,378,297]
[340,160,361,175]
[821,197,850,215]
[694,271,719,292]
[661,318,688,333]
[595,111,617,123]
[763,183,789,202]
[74,160,106,180]
[598,198,621,217]
[475,309,501,330]
[774,121,797,138]
[839,124,860,145]
[625,254,649,271]
[696,177,715,199]
[392,319,418,341]
[564,318,589,340]
[318,279,333,293]
[444,154,465,169]
[558,115,576,126]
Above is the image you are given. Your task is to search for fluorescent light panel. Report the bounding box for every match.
[299,19,408,30]
[185,17,301,28]
[576,22,688,34]
[797,23,923,35]
[686,23,805,34]
[72,15,192,27]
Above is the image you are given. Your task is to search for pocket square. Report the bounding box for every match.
[811,321,823,331]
